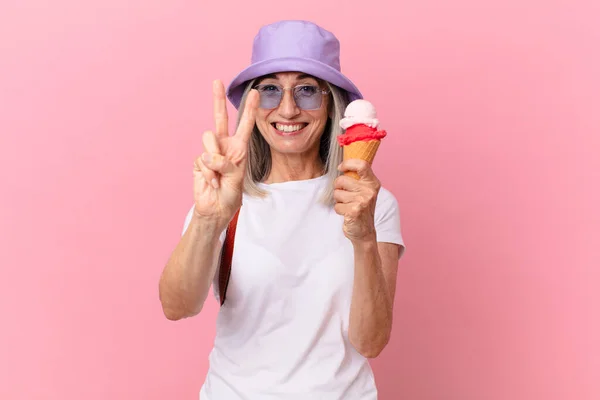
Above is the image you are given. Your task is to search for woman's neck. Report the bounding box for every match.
[264,151,324,184]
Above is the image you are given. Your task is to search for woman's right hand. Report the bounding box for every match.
[193,80,259,230]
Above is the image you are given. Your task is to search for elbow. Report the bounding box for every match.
[350,331,391,359]
[159,291,202,321]
[159,294,203,320]
[162,307,186,321]
[161,304,201,321]
[356,343,387,359]
[159,279,202,321]
[160,298,185,321]
[159,292,182,321]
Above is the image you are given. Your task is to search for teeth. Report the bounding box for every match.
[275,123,305,133]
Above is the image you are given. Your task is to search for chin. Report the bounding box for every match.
[269,140,315,155]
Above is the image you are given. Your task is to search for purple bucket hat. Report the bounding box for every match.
[226,20,363,109]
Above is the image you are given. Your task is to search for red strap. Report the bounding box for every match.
[218,208,240,306]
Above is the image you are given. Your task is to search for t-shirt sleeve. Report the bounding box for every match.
[181,206,195,236]
[181,205,227,300]
[374,187,406,258]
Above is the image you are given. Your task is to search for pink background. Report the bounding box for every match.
[1,0,598,399]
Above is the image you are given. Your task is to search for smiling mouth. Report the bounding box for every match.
[271,122,308,134]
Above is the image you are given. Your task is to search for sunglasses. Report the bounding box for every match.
[253,83,330,110]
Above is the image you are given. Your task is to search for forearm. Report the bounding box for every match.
[159,214,224,320]
[348,238,393,358]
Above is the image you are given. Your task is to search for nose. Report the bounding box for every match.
[277,89,301,119]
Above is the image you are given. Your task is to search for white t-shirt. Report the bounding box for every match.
[181,175,405,400]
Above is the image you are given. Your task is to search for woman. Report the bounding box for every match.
[159,20,405,399]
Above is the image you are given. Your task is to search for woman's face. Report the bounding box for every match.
[254,72,330,157]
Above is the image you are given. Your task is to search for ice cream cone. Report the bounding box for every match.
[338,99,387,179]
[343,139,381,179]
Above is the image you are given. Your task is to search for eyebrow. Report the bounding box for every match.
[297,73,316,80]
[258,73,319,83]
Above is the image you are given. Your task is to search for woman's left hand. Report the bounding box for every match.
[334,159,381,244]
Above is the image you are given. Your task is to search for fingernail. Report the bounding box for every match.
[202,153,212,164]
[211,178,219,188]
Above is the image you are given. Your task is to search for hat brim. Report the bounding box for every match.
[226,57,363,109]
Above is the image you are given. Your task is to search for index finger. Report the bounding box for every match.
[213,80,229,138]
[233,89,259,143]
[334,174,362,191]
[338,159,381,186]
[338,159,372,177]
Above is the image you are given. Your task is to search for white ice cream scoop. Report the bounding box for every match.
[340,99,380,130]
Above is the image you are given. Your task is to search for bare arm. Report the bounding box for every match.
[335,158,404,358]
[348,240,400,358]
[158,81,258,321]
[159,215,224,320]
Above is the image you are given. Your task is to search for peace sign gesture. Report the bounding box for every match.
[193,80,259,230]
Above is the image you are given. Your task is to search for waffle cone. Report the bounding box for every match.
[342,139,381,179]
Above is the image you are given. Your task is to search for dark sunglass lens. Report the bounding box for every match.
[296,85,318,97]
[258,85,282,109]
